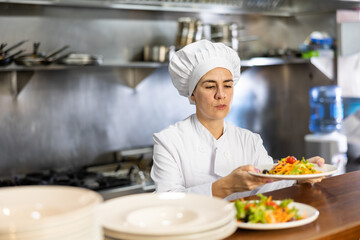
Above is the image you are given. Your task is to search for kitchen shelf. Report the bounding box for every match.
[2,0,360,16]
[240,57,310,68]
[0,61,167,72]
[0,0,293,16]
[0,58,310,72]
[241,57,335,80]
[1,57,333,99]
[0,61,167,99]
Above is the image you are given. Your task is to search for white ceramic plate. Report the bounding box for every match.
[0,213,101,240]
[0,186,103,233]
[248,163,338,180]
[237,201,319,230]
[104,218,237,240]
[99,192,236,236]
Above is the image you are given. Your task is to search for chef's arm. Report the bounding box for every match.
[151,136,185,192]
[151,134,214,196]
[211,165,270,198]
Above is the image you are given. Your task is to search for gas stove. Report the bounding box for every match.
[0,147,155,200]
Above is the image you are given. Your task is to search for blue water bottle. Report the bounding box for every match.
[309,85,344,133]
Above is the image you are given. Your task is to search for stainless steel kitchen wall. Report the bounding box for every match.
[0,4,335,177]
[231,64,333,161]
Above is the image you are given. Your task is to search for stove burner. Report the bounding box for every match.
[0,168,132,191]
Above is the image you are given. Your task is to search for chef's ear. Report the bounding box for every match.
[190,93,196,103]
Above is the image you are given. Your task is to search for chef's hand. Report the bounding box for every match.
[309,156,325,167]
[297,156,325,184]
[212,165,273,198]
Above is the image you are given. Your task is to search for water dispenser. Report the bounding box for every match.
[309,85,343,133]
[305,85,348,175]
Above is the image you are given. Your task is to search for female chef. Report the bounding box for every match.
[150,39,324,200]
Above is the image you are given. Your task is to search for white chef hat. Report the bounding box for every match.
[169,39,241,104]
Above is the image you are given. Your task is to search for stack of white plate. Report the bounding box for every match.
[99,192,237,240]
[0,186,103,240]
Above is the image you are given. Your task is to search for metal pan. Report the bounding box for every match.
[0,43,7,53]
[14,42,43,63]
[0,40,28,56]
[15,43,69,66]
[0,50,24,66]
[56,53,103,66]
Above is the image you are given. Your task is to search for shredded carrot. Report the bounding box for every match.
[267,156,322,175]
[235,194,304,224]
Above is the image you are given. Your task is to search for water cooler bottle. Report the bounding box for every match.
[305,85,348,175]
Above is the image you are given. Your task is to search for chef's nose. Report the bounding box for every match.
[215,86,226,99]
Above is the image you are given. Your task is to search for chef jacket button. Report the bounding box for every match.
[224,152,230,158]
[199,145,206,153]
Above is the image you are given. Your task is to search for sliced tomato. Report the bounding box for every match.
[286,156,297,164]
[245,203,255,210]
[266,201,278,208]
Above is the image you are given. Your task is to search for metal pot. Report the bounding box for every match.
[175,17,204,48]
[143,45,175,62]
[211,22,238,42]
[210,22,258,51]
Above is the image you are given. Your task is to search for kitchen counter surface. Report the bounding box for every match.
[225,170,360,240]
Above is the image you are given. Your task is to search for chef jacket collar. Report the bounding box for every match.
[192,114,227,145]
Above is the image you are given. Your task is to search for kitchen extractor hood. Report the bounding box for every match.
[1,0,360,16]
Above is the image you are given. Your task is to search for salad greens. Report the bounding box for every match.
[234,194,303,224]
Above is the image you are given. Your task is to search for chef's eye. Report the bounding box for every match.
[225,85,233,88]
[205,85,215,89]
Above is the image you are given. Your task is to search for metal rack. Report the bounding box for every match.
[0,0,327,16]
[0,61,167,98]
[2,0,360,16]
[0,57,316,99]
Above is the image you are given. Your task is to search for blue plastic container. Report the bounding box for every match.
[343,97,360,118]
[309,85,344,133]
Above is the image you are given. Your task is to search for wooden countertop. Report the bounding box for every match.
[225,170,360,240]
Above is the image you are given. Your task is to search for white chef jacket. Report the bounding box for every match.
[150,114,294,200]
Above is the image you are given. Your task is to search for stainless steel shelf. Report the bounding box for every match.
[0,0,294,16]
[0,61,168,99]
[0,58,310,72]
[0,57,328,99]
[241,57,309,67]
[2,0,360,16]
[0,61,167,72]
[241,57,334,81]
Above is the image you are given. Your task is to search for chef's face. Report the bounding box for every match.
[190,67,234,122]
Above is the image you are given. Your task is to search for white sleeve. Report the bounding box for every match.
[252,133,274,166]
[250,180,296,195]
[150,133,212,196]
[224,180,295,201]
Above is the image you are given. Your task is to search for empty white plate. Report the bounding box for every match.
[0,186,103,234]
[100,192,236,236]
[104,217,237,240]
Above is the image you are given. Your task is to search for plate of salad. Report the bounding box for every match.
[249,156,338,180]
[235,194,319,230]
